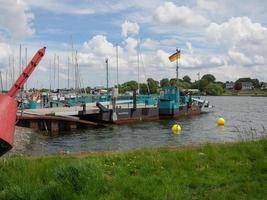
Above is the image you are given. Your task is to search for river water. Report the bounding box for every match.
[20,96,267,156]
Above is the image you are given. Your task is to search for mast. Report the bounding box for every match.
[19,44,22,74]
[19,44,23,115]
[67,56,70,89]
[8,47,46,98]
[0,71,3,92]
[137,40,140,94]
[53,54,56,91]
[116,44,119,92]
[49,59,52,92]
[176,48,179,87]
[70,35,75,90]
[8,55,11,89]
[12,55,15,85]
[5,70,7,91]
[74,50,79,92]
[57,55,60,90]
[197,72,200,95]
[24,48,27,91]
[105,58,109,92]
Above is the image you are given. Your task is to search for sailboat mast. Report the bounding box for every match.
[49,59,52,92]
[24,48,27,91]
[53,54,56,91]
[137,40,140,94]
[67,56,70,89]
[0,71,3,91]
[116,44,119,92]
[57,55,60,90]
[105,58,109,92]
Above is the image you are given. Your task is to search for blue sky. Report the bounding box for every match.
[0,0,267,89]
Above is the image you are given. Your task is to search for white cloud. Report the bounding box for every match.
[154,2,209,26]
[24,0,94,15]
[254,55,264,65]
[124,37,138,54]
[83,35,116,57]
[186,42,193,54]
[0,0,35,39]
[228,50,251,65]
[196,0,218,10]
[207,17,267,50]
[141,38,159,50]
[121,20,140,37]
[207,17,267,67]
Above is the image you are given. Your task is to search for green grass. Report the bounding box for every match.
[0,139,266,200]
[222,89,267,96]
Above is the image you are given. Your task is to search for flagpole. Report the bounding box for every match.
[176,48,179,87]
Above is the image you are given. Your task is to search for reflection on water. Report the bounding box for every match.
[24,96,267,156]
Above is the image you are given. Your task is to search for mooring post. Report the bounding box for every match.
[51,121,59,135]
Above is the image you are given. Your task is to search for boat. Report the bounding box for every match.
[78,87,209,124]
[0,47,46,156]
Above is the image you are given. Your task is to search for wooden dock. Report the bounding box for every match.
[16,102,157,134]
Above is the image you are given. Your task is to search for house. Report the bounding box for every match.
[225,82,235,89]
[241,82,253,90]
[261,82,267,89]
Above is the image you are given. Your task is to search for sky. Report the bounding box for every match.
[0,0,267,89]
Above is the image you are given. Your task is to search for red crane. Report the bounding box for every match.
[0,47,46,156]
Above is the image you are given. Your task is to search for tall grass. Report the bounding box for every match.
[0,139,266,200]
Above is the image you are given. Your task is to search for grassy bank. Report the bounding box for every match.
[0,139,266,200]
[222,89,267,96]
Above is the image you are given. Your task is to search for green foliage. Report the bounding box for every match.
[178,81,191,89]
[160,78,170,88]
[236,77,260,88]
[119,81,138,93]
[182,75,191,83]
[201,74,216,82]
[139,83,149,94]
[205,83,224,95]
[0,139,266,199]
[169,78,177,87]
[147,78,159,94]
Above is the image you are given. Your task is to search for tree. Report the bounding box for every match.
[234,82,242,90]
[251,79,260,88]
[201,74,216,82]
[139,83,149,94]
[160,78,170,88]
[235,77,260,89]
[147,78,159,94]
[182,75,191,83]
[119,80,138,93]
[170,78,177,87]
[205,83,223,95]
[178,81,191,89]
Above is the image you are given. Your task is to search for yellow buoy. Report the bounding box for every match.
[171,124,181,134]
[217,117,225,126]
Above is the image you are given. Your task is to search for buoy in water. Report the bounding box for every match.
[217,117,225,126]
[171,124,181,134]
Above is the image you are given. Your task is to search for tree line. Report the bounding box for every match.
[117,74,265,96]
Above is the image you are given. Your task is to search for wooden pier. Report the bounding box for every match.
[16,103,103,134]
[16,102,157,134]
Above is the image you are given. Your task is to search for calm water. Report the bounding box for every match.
[24,96,267,156]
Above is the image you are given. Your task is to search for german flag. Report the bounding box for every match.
[168,50,181,62]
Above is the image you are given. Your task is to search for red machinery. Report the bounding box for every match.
[0,47,46,156]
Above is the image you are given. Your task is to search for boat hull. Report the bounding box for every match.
[82,105,201,125]
[0,94,17,156]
